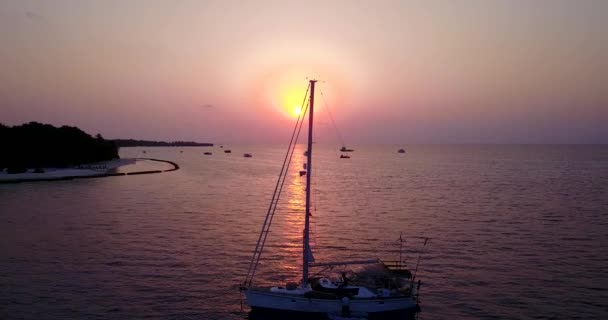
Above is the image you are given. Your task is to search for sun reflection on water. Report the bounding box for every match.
[276,144,308,279]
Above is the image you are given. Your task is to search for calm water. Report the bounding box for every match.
[1,145,607,320]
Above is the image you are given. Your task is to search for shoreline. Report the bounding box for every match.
[0,158,179,184]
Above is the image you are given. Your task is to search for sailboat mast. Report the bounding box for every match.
[303,79,316,285]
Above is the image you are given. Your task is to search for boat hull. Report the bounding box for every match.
[245,289,417,314]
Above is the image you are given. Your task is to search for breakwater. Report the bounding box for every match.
[136,158,180,172]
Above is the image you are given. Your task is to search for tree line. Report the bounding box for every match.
[0,122,119,173]
[113,139,213,147]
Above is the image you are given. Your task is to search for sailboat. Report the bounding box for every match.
[241,80,421,318]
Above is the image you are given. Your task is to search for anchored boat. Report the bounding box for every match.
[241,80,422,318]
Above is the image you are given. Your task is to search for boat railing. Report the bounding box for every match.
[381,260,412,275]
[309,259,380,268]
[381,260,407,269]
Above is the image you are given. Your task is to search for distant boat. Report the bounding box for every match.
[340,154,350,159]
[340,146,354,152]
[204,152,212,155]
[224,150,232,153]
[398,148,405,154]
[142,150,147,153]
[244,153,252,158]
[299,170,307,176]
[220,145,224,148]
[180,150,183,153]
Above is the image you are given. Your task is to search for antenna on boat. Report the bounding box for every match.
[412,237,430,283]
[399,232,404,269]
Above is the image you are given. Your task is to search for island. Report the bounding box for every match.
[1,122,119,174]
[0,122,180,183]
[113,139,213,147]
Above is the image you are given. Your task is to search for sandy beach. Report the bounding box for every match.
[0,158,136,182]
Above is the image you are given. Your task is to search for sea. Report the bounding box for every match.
[1,145,607,320]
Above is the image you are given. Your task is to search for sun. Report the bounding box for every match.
[252,67,345,121]
[292,105,302,117]
[279,87,308,119]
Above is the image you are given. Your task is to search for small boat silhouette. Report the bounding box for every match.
[244,153,252,158]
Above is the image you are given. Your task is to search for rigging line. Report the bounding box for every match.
[412,238,430,282]
[244,84,310,285]
[245,98,307,286]
[249,98,309,286]
[252,95,310,281]
[320,92,374,224]
[319,89,345,147]
[245,85,311,286]
[318,86,375,260]
[245,131,301,285]
[264,96,309,236]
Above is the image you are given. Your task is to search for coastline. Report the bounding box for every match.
[0,158,178,184]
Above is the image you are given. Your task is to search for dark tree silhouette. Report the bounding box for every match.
[0,122,119,170]
[113,139,213,147]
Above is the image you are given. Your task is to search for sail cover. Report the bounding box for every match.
[305,242,315,263]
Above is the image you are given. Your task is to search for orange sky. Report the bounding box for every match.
[0,0,606,143]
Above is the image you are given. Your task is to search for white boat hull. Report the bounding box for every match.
[245,289,417,314]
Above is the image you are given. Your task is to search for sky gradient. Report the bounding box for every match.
[1,0,606,144]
